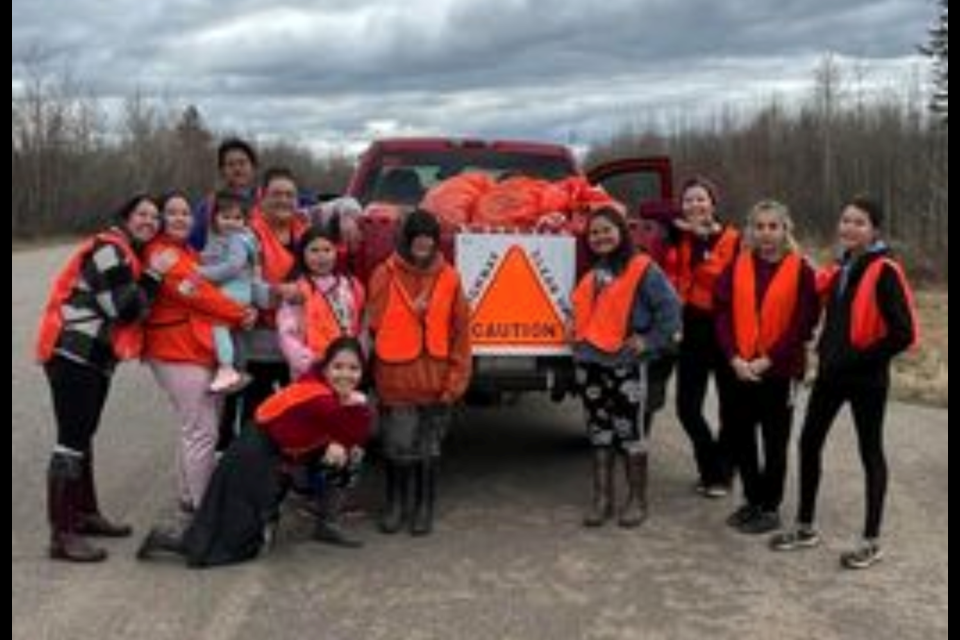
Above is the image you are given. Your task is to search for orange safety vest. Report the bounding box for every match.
[572,254,652,354]
[850,258,919,350]
[35,230,143,363]
[255,377,334,457]
[818,257,919,350]
[249,210,306,285]
[374,257,460,364]
[669,226,740,311]
[297,276,365,358]
[731,252,802,359]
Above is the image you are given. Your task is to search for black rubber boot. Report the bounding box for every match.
[378,461,410,535]
[409,459,436,536]
[618,452,649,528]
[583,448,615,527]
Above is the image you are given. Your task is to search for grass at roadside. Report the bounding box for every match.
[891,288,948,407]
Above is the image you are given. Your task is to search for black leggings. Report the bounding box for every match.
[44,355,111,452]
[797,379,889,539]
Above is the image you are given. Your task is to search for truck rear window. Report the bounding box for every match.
[358,150,577,205]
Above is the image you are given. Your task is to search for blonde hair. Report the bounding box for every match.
[742,199,799,255]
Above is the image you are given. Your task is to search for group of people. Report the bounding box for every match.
[35,137,917,572]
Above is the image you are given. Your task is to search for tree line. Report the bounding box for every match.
[586,55,948,282]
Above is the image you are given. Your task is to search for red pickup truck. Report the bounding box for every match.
[344,137,672,400]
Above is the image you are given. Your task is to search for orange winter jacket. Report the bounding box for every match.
[141,237,247,365]
[367,253,472,405]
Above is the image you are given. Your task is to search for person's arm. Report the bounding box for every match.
[196,235,248,284]
[440,281,474,403]
[276,302,315,377]
[711,262,737,362]
[154,247,246,325]
[87,242,159,324]
[635,264,682,356]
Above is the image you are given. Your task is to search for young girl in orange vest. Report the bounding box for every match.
[770,195,918,569]
[572,206,681,528]
[667,176,741,497]
[714,200,819,535]
[137,337,373,566]
[35,194,176,562]
[277,221,365,380]
[367,209,472,536]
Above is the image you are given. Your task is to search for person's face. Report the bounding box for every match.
[125,199,162,243]
[681,185,716,228]
[304,236,338,276]
[220,150,256,190]
[215,206,246,234]
[324,349,363,399]
[261,177,298,222]
[587,215,622,257]
[410,235,437,264]
[752,209,787,257]
[837,205,877,253]
[162,196,193,242]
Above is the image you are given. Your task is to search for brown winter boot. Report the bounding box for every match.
[75,452,132,538]
[47,453,107,562]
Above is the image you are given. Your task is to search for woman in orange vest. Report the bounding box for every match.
[137,337,373,566]
[35,193,177,562]
[667,176,741,498]
[367,209,472,536]
[714,200,818,535]
[142,192,256,515]
[771,195,918,569]
[277,221,365,379]
[572,206,681,528]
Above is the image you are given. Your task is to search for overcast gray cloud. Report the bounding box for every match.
[12,0,934,154]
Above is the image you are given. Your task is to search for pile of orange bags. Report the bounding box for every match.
[421,172,617,231]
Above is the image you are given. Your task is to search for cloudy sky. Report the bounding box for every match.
[12,0,935,154]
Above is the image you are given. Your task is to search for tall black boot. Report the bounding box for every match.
[409,459,436,536]
[47,453,107,562]
[618,452,649,528]
[75,451,132,538]
[583,448,614,527]
[378,461,409,534]
[313,486,363,548]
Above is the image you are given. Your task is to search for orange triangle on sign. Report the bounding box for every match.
[470,245,567,347]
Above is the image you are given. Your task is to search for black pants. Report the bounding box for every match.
[728,376,794,512]
[797,378,889,539]
[44,356,111,452]
[675,338,736,486]
[218,360,290,450]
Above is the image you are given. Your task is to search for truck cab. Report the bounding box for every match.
[345,137,672,400]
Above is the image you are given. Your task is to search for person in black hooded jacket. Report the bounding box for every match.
[770,194,917,570]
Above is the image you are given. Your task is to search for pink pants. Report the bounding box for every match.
[149,361,222,509]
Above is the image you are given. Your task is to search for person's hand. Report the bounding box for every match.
[344,390,368,406]
[731,356,760,382]
[240,307,258,329]
[273,282,302,304]
[323,442,348,467]
[626,334,646,356]
[148,248,178,275]
[747,356,772,378]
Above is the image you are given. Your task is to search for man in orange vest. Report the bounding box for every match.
[35,194,176,562]
[367,209,472,536]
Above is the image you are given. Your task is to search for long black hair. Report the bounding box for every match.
[310,336,366,378]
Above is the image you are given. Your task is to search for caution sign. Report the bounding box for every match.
[456,233,576,355]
